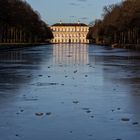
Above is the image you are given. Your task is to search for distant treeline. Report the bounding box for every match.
[0,0,53,44]
[87,0,140,48]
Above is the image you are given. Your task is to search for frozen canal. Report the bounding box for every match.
[0,44,140,140]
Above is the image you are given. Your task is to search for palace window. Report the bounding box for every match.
[72,28,74,32]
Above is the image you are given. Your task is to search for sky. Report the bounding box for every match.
[26,0,122,25]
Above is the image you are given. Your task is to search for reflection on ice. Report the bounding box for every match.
[53,44,89,65]
[0,49,23,63]
[0,46,52,94]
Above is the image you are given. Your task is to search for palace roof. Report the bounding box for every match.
[52,23,88,27]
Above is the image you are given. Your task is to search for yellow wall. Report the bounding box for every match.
[51,25,89,43]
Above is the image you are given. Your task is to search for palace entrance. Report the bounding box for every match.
[69,39,71,43]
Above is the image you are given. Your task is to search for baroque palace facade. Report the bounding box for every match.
[51,23,89,43]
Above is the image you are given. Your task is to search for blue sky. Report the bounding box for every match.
[26,0,122,25]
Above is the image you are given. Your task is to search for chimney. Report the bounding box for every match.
[78,20,80,24]
[59,20,62,24]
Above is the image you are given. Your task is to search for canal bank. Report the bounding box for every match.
[0,42,52,50]
[88,42,140,50]
[112,43,140,50]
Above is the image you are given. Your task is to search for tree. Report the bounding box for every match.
[87,0,140,47]
[0,0,53,43]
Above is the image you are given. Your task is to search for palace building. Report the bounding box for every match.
[51,22,89,44]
